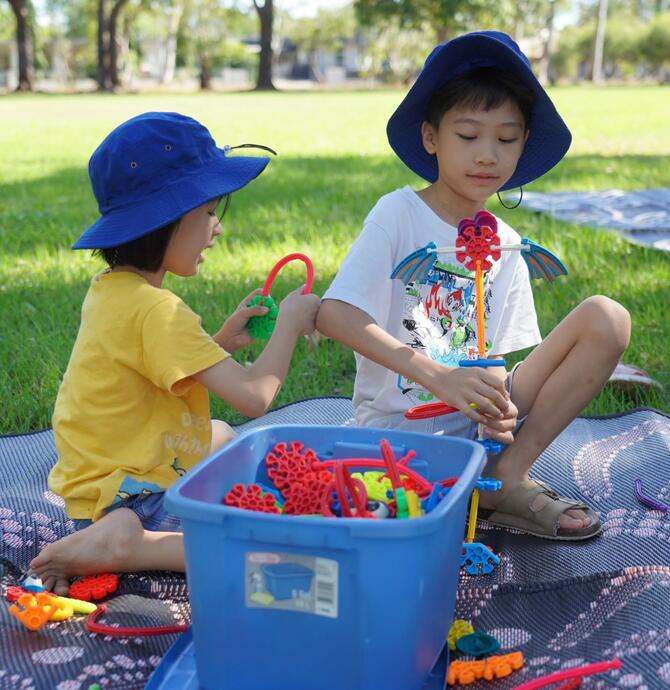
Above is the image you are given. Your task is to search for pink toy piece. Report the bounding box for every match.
[510,659,621,690]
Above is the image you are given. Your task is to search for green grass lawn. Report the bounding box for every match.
[1,86,669,433]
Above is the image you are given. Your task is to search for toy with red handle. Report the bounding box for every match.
[247,253,314,340]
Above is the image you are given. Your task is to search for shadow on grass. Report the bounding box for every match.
[2,153,670,256]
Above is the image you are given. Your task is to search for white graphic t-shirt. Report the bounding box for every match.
[324,186,542,427]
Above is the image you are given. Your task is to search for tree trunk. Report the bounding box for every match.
[592,0,608,83]
[308,49,324,83]
[200,59,212,90]
[97,0,112,90]
[160,6,183,84]
[254,0,276,90]
[109,0,130,88]
[537,0,556,86]
[8,0,33,91]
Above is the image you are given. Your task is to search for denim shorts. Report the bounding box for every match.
[72,492,182,533]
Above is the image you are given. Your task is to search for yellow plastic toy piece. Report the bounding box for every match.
[49,598,74,621]
[446,652,524,686]
[250,592,275,606]
[448,619,475,651]
[9,593,58,631]
[54,595,97,615]
[466,489,480,543]
[351,472,392,503]
[406,490,422,518]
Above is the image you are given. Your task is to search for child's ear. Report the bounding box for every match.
[421,121,437,154]
[523,129,530,145]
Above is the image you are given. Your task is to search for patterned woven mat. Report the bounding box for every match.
[1,400,668,689]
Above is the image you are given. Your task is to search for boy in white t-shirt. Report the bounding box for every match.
[317,31,631,540]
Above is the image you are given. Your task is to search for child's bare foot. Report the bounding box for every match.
[29,508,143,595]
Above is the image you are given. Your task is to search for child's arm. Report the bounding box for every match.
[317,299,509,423]
[193,287,320,418]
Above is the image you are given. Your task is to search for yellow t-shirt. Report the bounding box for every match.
[50,271,228,521]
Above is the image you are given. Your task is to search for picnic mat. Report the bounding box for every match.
[1,398,669,689]
[522,188,670,251]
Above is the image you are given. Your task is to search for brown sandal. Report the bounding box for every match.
[478,478,602,541]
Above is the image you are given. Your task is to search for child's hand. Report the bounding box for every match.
[435,366,510,423]
[215,288,269,352]
[277,285,320,336]
[480,399,519,445]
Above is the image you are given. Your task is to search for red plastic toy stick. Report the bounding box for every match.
[86,604,188,637]
[380,439,402,490]
[405,402,459,420]
[509,659,621,690]
[261,253,314,299]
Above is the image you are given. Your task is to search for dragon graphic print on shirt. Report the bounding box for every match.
[397,257,494,405]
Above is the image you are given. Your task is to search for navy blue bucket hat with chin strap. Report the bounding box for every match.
[386,30,572,191]
[73,112,271,250]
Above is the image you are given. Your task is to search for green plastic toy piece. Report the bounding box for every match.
[395,487,409,519]
[246,294,279,340]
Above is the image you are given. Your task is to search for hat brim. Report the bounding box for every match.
[386,32,571,191]
[73,152,270,249]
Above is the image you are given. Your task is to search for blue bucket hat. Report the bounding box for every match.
[386,31,571,191]
[73,112,271,249]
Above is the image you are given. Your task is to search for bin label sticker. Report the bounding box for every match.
[245,552,338,618]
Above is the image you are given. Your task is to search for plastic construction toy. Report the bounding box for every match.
[447,651,524,685]
[455,631,500,657]
[9,592,59,631]
[396,210,566,446]
[247,253,314,340]
[68,573,118,602]
[86,604,188,637]
[461,542,501,576]
[633,479,669,513]
[509,658,621,690]
[460,477,501,576]
[283,470,332,516]
[448,619,475,651]
[224,483,282,514]
[21,575,45,592]
[6,586,97,615]
[265,441,319,498]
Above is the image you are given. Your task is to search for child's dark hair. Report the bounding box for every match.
[93,220,178,271]
[425,67,535,131]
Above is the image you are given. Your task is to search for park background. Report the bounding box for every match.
[1,0,669,434]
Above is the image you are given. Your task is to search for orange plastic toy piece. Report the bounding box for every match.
[9,593,58,631]
[447,651,524,686]
[68,573,118,601]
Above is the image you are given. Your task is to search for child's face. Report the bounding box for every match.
[162,199,222,277]
[421,99,528,206]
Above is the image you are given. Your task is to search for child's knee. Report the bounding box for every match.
[211,419,236,453]
[580,295,631,352]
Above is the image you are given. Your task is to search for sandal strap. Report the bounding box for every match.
[487,479,590,536]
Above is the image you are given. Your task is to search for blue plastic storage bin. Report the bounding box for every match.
[165,424,484,690]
